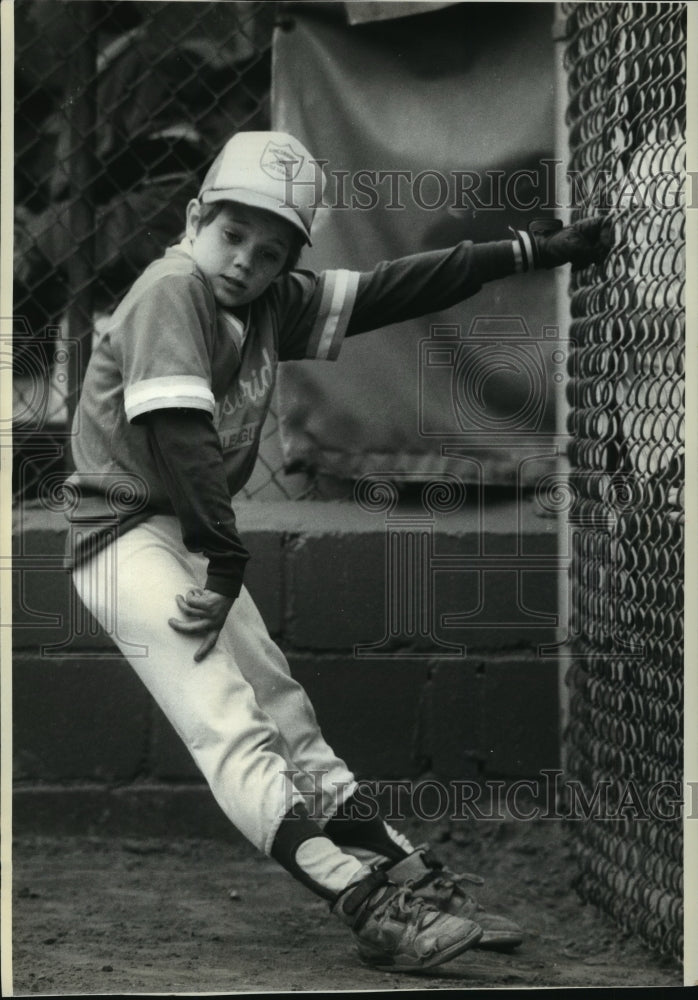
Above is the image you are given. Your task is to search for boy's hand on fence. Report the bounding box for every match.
[169,587,235,662]
[530,217,612,270]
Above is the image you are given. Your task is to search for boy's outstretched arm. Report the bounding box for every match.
[345,217,610,337]
[140,407,250,661]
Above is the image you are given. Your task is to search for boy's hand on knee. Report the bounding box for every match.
[168,588,235,662]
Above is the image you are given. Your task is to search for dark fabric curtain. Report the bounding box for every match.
[273,2,561,486]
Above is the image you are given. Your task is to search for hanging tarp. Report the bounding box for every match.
[273,2,559,486]
[343,1,462,24]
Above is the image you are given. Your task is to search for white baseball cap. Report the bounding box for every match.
[198,131,326,245]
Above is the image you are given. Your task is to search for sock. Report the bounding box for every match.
[270,802,365,901]
[323,796,416,863]
[295,839,368,895]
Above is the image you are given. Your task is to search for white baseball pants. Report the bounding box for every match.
[72,515,360,866]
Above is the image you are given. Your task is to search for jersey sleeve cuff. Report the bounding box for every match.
[204,568,245,600]
[304,269,361,361]
[124,375,215,422]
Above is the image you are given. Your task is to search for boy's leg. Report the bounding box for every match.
[215,581,419,855]
[183,521,520,953]
[214,585,359,823]
[209,554,421,859]
[72,515,485,968]
[72,517,357,886]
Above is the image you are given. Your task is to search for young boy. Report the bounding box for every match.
[65,131,607,973]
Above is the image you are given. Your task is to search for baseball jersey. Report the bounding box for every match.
[65,235,515,592]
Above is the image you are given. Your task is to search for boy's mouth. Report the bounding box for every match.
[221,276,247,293]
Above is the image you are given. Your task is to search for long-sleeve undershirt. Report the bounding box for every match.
[142,407,250,599]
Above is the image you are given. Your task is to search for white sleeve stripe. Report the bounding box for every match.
[511,239,524,273]
[124,376,214,421]
[519,231,536,271]
[126,395,214,421]
[316,271,348,359]
[312,269,360,360]
[304,270,338,359]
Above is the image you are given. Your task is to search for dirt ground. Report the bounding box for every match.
[10,817,682,995]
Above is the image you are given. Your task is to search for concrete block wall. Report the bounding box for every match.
[12,496,562,836]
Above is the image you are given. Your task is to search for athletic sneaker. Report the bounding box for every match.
[382,847,523,951]
[331,868,483,971]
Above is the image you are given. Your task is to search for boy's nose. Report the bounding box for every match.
[233,248,253,273]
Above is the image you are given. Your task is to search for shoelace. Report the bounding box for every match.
[374,886,440,929]
[420,851,484,895]
[420,848,484,885]
[434,873,479,909]
[412,868,485,913]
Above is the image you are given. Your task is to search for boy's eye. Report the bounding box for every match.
[224,231,241,244]
[262,250,281,263]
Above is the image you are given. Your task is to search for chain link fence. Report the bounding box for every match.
[562,1,685,963]
[12,0,311,502]
[10,0,687,965]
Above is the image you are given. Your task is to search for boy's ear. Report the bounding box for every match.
[185,199,202,240]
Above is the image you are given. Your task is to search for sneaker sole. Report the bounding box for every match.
[476,931,523,951]
[357,922,483,972]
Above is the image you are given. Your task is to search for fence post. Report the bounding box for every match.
[552,1,572,770]
[66,1,99,436]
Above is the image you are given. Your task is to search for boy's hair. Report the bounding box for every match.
[196,201,304,273]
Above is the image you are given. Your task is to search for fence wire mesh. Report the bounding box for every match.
[12,0,309,502]
[9,0,688,965]
[562,1,685,963]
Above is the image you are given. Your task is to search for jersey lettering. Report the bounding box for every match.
[215,347,274,422]
[220,421,258,451]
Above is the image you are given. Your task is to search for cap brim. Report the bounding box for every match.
[200,188,312,245]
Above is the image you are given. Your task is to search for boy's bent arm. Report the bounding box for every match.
[142,407,250,599]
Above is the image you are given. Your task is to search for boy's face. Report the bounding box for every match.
[185,200,293,308]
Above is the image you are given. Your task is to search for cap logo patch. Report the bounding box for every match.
[260,141,304,181]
